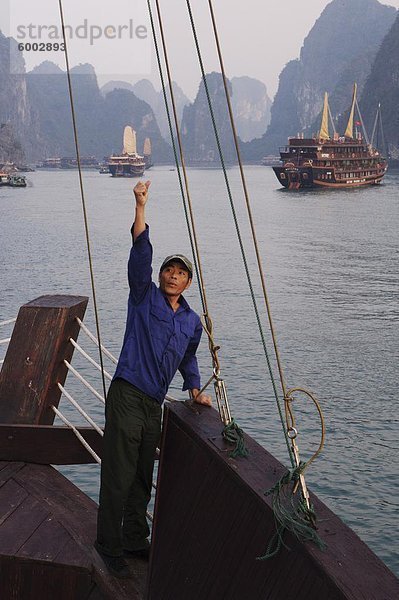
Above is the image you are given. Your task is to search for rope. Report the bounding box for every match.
[57,0,107,402]
[186,0,329,551]
[70,338,113,381]
[355,98,370,146]
[186,0,293,464]
[146,0,206,315]
[149,0,222,378]
[52,405,101,464]
[222,419,249,458]
[58,383,104,436]
[149,0,243,443]
[256,464,326,560]
[76,317,118,364]
[64,359,105,404]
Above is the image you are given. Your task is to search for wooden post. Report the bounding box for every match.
[0,295,88,425]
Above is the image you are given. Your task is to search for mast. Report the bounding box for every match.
[319,92,330,140]
[344,83,357,139]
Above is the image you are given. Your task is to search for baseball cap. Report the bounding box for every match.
[160,254,193,278]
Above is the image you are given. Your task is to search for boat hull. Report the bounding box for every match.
[108,162,145,177]
[273,166,387,189]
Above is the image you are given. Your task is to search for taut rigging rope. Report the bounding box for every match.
[185,0,295,465]
[185,0,326,550]
[148,0,242,440]
[57,0,107,402]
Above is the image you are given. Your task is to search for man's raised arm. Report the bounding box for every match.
[133,180,151,241]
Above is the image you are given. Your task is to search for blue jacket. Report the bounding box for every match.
[113,226,202,403]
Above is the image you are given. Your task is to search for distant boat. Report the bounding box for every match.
[0,174,27,187]
[60,156,100,170]
[273,84,388,189]
[36,158,62,169]
[0,172,9,186]
[107,126,146,177]
[37,157,100,170]
[143,137,154,169]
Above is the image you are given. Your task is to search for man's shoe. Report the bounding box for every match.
[94,542,132,578]
[124,545,151,561]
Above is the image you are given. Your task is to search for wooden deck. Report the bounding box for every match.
[0,461,147,600]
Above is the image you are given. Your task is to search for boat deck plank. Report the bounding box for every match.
[0,462,147,599]
[18,512,72,561]
[0,494,49,555]
[0,476,29,525]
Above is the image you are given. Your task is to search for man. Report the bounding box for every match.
[95,180,211,578]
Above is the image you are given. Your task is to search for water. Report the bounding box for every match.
[1,166,398,575]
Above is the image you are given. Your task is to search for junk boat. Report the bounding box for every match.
[273,84,388,189]
[7,174,27,187]
[107,126,146,178]
[0,173,27,187]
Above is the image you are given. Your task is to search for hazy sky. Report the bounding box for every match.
[7,0,399,99]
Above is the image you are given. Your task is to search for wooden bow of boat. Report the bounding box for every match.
[0,295,398,599]
[0,295,146,599]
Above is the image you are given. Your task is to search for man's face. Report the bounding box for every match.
[159,261,192,299]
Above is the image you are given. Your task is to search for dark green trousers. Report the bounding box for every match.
[96,378,162,557]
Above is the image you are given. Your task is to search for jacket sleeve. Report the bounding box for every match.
[178,318,202,391]
[128,224,153,304]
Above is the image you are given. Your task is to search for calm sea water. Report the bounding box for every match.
[1,166,398,575]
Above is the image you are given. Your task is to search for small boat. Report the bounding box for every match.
[0,173,9,186]
[99,165,110,174]
[107,126,146,177]
[7,174,27,188]
[273,84,388,189]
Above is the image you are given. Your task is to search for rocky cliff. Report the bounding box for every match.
[132,79,190,142]
[26,62,172,162]
[101,79,191,142]
[231,76,271,142]
[0,31,40,162]
[180,72,237,165]
[0,31,172,164]
[359,10,399,160]
[245,0,397,159]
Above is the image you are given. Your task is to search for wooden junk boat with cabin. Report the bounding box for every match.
[107,126,146,178]
[273,84,388,189]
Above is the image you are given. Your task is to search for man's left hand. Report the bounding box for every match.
[192,390,212,406]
